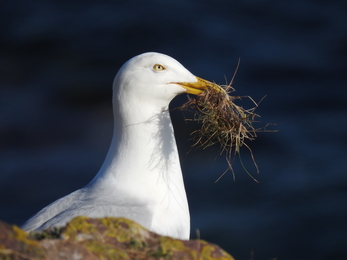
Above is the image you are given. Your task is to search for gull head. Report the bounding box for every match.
[113,52,216,112]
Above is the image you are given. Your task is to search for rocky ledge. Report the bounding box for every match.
[0,216,234,260]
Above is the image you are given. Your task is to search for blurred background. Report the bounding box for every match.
[1,0,347,259]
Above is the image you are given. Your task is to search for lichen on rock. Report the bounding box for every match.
[0,217,235,260]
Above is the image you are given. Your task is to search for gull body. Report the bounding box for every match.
[21,52,213,239]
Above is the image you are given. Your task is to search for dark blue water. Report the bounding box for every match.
[1,1,347,259]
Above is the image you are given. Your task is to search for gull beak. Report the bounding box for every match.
[173,77,222,95]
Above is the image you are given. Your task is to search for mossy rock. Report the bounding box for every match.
[0,217,235,260]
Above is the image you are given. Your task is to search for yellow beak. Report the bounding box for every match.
[173,77,222,95]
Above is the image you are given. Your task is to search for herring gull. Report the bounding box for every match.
[21,52,215,240]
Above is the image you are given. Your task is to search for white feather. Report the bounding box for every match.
[21,52,199,240]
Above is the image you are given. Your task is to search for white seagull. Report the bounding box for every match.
[21,52,215,240]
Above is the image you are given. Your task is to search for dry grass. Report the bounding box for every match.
[178,70,274,182]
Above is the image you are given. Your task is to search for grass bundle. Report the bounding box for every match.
[179,75,272,182]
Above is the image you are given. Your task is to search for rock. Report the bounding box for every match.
[0,217,235,260]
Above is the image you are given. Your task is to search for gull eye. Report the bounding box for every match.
[153,64,166,71]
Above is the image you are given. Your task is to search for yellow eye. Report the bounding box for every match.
[153,64,166,71]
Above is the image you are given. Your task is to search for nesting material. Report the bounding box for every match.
[179,80,268,182]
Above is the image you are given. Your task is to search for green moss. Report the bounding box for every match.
[150,245,170,258]
[30,226,62,240]
[157,237,195,259]
[0,218,235,260]
[100,217,152,248]
[61,216,98,240]
[8,225,45,259]
[128,239,143,249]
[100,218,134,243]
[160,238,182,254]
[200,244,235,260]
[11,225,39,247]
[158,238,235,260]
[61,217,150,260]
